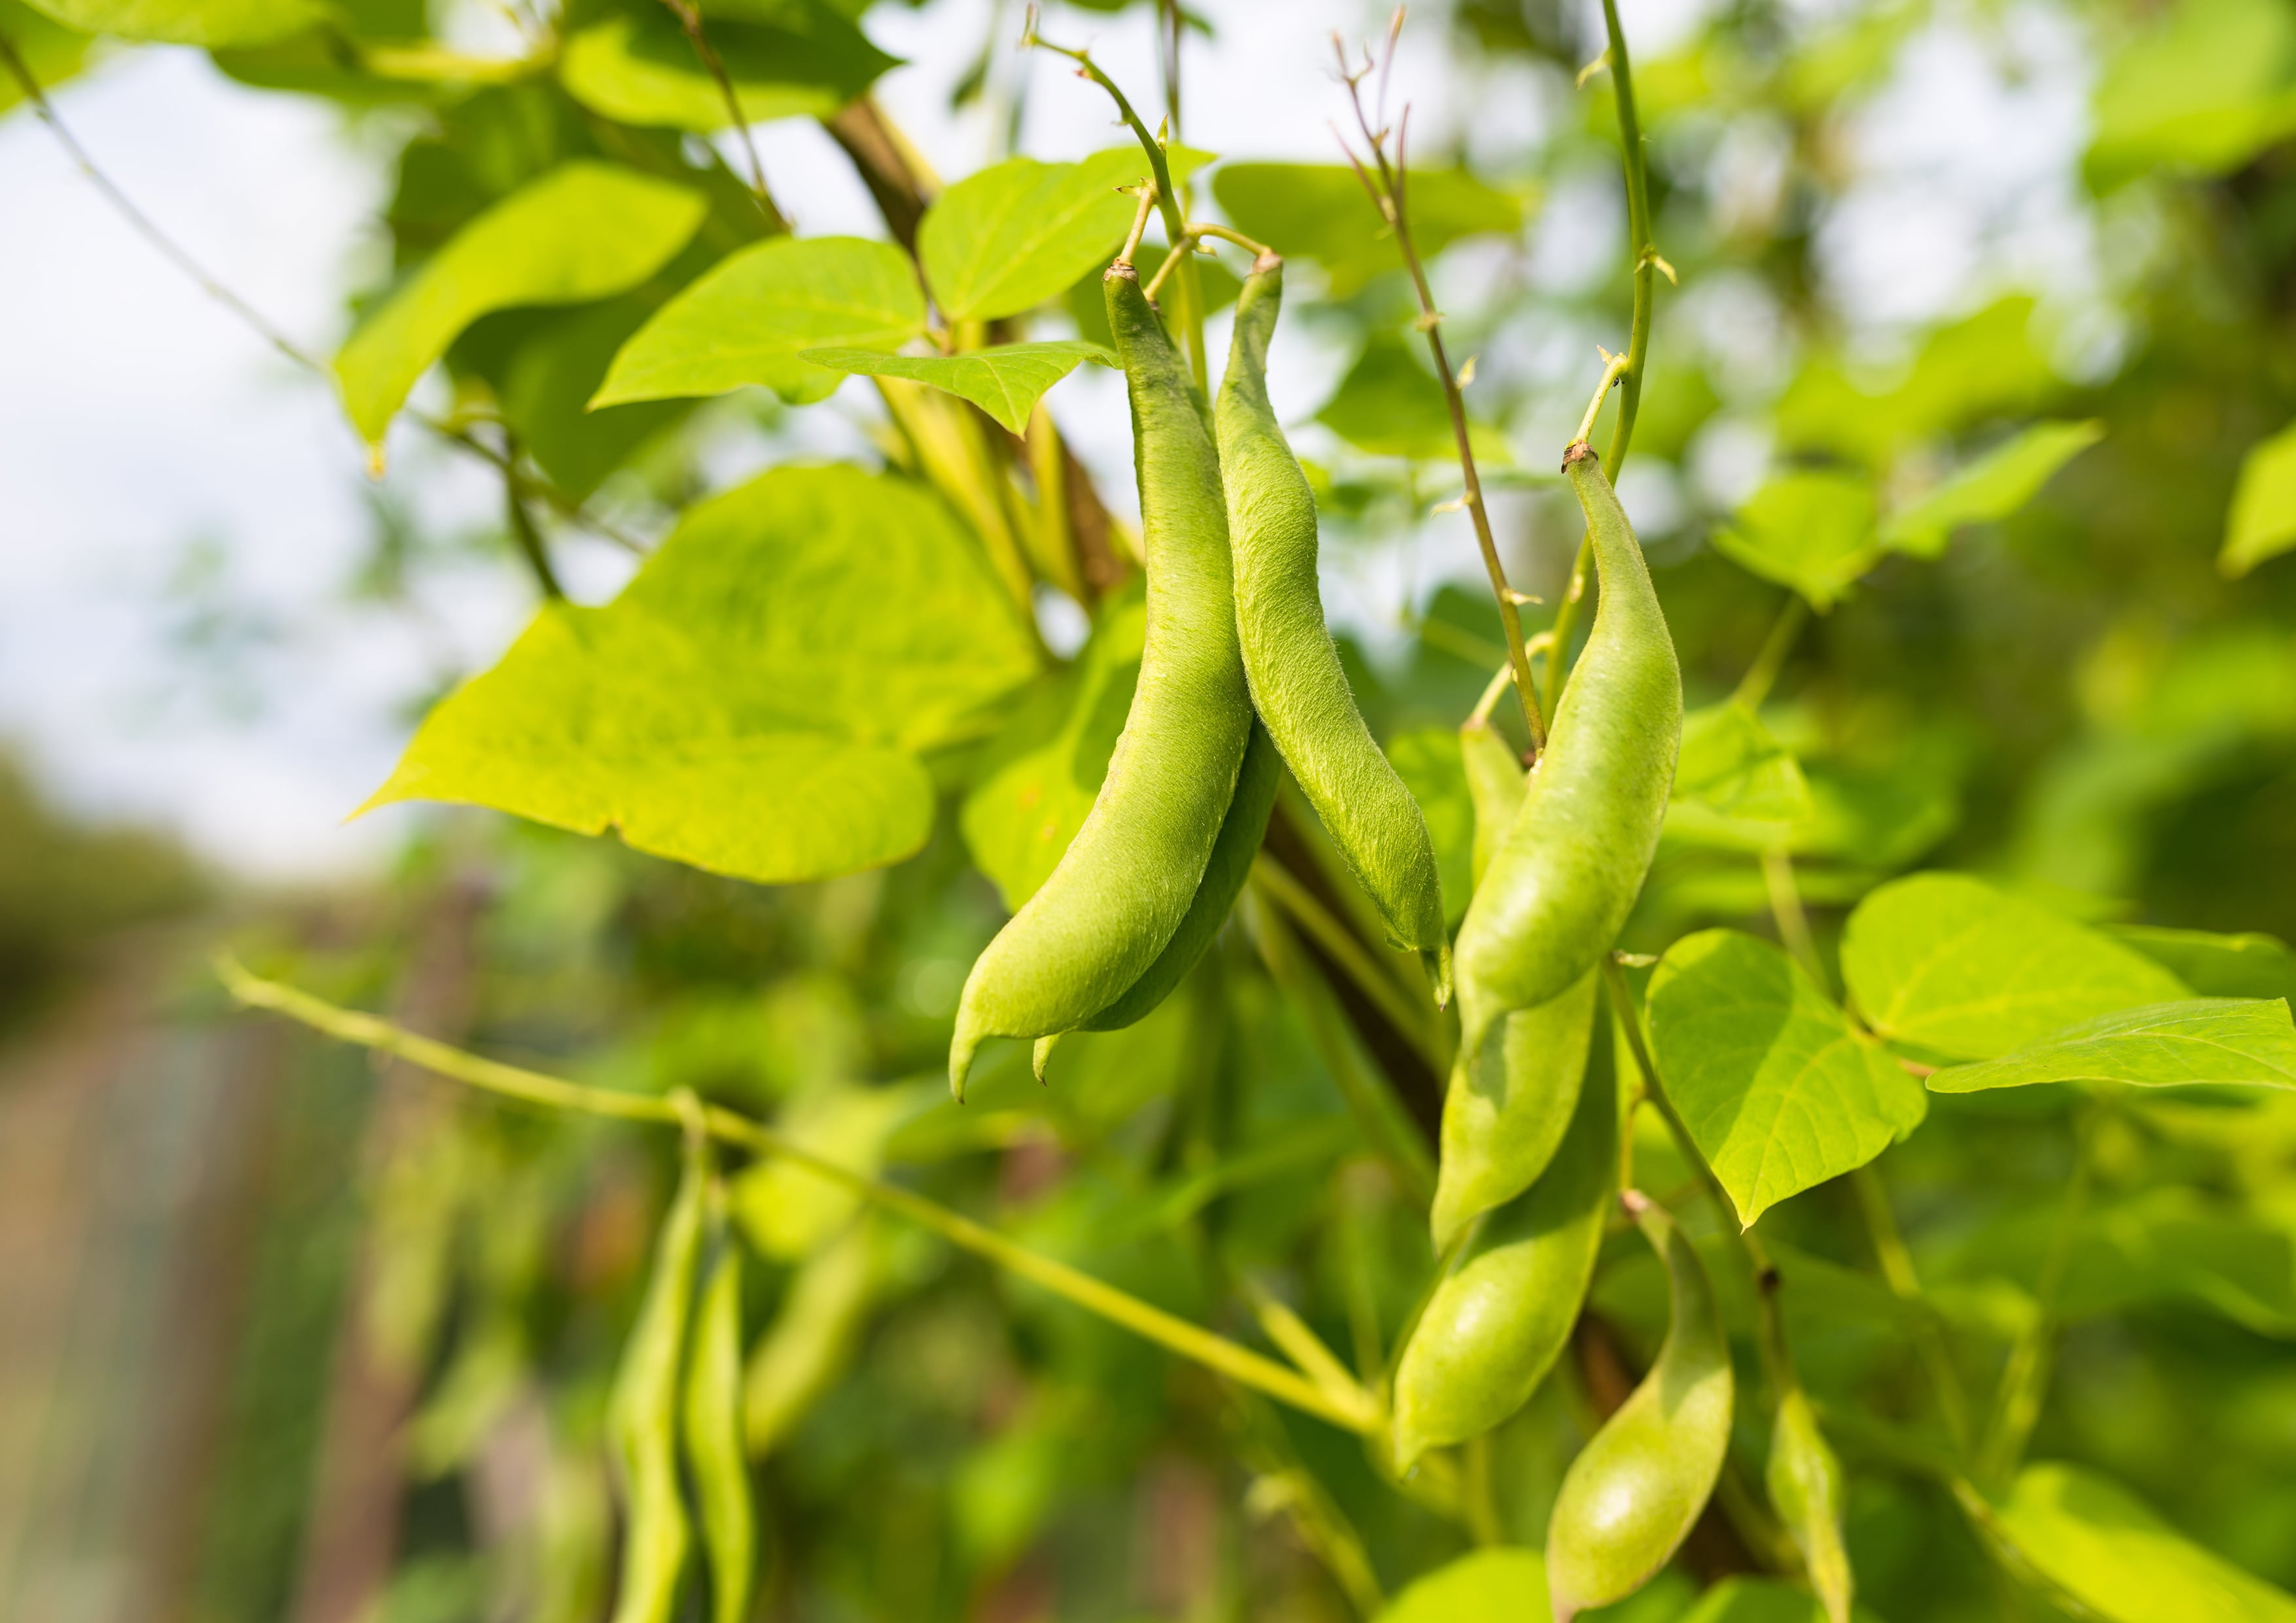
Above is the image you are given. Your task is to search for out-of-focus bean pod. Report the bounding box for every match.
[744,1218,878,1457]
[1769,1383,1853,1623]
[606,1150,706,1623]
[683,1232,754,1623]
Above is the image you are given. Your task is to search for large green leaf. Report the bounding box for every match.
[800,341,1113,435]
[1881,419,2106,559]
[1710,471,1878,609]
[1665,701,1814,847]
[919,146,1208,325]
[1316,331,1508,461]
[1840,873,2191,1060]
[1990,1463,2296,1622]
[1373,1546,1547,1622]
[592,236,925,408]
[1648,930,1927,1226]
[557,0,894,130]
[1928,999,2296,1093]
[2088,0,2296,187]
[1213,163,1527,297]
[2109,925,2296,1001]
[335,161,707,445]
[0,0,91,112]
[958,591,1143,910]
[363,465,1038,883]
[2220,419,2296,577]
[23,0,315,45]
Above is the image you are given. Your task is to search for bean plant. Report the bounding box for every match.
[11,0,2296,1617]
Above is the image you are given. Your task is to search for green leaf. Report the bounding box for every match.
[1840,873,2191,1060]
[1666,702,1814,845]
[2108,925,2296,1001]
[1213,163,1527,297]
[363,465,1038,883]
[800,341,1113,435]
[593,236,925,408]
[1316,331,1509,461]
[22,0,315,45]
[1386,727,1475,929]
[2219,419,2296,577]
[0,0,91,113]
[1881,419,2106,559]
[1927,999,2296,1093]
[1372,1546,1547,1623]
[958,591,1143,910]
[1647,930,1927,1226]
[2088,0,2296,188]
[1710,471,1878,610]
[557,1,895,131]
[501,298,691,503]
[1775,298,2056,466]
[334,161,707,445]
[919,146,1211,325]
[1990,1462,2296,1623]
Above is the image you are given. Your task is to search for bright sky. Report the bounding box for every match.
[0,0,2096,881]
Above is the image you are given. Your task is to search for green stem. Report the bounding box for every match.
[1733,597,1809,710]
[1763,851,1827,994]
[500,431,565,599]
[1542,0,1659,720]
[1251,859,1441,1071]
[654,0,785,229]
[1977,1108,2094,1487]
[1851,1163,1974,1455]
[216,954,1376,1435]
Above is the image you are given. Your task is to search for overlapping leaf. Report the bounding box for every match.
[1213,163,1527,296]
[1710,471,1877,609]
[1841,873,2190,1060]
[363,465,1038,883]
[1882,419,2106,558]
[594,236,925,407]
[801,342,1112,434]
[1928,998,2296,1093]
[2088,0,2296,187]
[2220,419,2296,577]
[558,2,894,131]
[336,161,707,444]
[24,0,316,45]
[1373,1547,1549,1622]
[1665,702,1814,847]
[1649,930,1927,1225]
[1991,1463,2296,1622]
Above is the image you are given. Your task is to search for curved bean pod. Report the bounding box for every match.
[1454,443,1680,1060]
[949,261,1251,1097]
[683,1237,755,1623]
[1392,1028,1616,1466]
[1217,256,1449,995]
[1545,1190,1734,1622]
[606,1154,706,1623]
[1429,965,1598,1252]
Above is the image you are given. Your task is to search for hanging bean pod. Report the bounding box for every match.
[606,1147,706,1623]
[683,1225,755,1623]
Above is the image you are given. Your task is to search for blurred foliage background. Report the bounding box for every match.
[3,0,2295,1619]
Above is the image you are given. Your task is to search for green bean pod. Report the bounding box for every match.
[1545,1191,1735,1623]
[1459,714,1524,891]
[1454,443,1680,1060]
[1429,965,1598,1252]
[949,261,1251,1097]
[682,1236,755,1623]
[1768,1384,1853,1623]
[744,1219,877,1457]
[1392,1027,1616,1466]
[1035,721,1280,1079]
[1217,255,1449,994]
[606,1153,706,1623]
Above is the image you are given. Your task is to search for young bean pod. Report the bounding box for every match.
[1035,722,1280,1079]
[1429,966,1598,1252]
[1392,1029,1616,1465]
[1768,1384,1853,1623]
[683,1234,755,1623]
[948,260,1252,1097]
[606,1150,707,1623]
[1545,1190,1734,1623]
[1217,256,1450,995]
[1454,443,1680,1060]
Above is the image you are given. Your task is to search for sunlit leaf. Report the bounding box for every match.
[362,465,1038,883]
[1666,701,1814,846]
[23,0,315,45]
[592,236,925,407]
[1990,1462,2296,1622]
[959,590,1143,910]
[1213,163,1528,297]
[1373,1546,1548,1622]
[920,145,1211,325]
[335,161,707,444]
[1316,331,1509,461]
[1711,471,1878,609]
[2220,419,2296,577]
[800,341,1112,435]
[1882,419,2106,559]
[558,1,895,131]
[1841,873,2191,1060]
[1928,998,2296,1093]
[1649,929,1926,1226]
[2088,0,2296,187]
